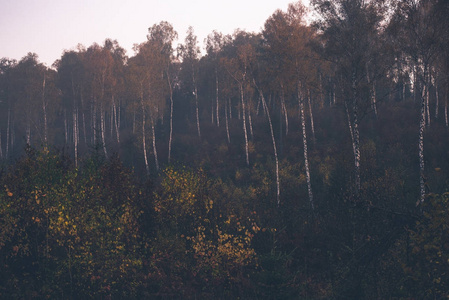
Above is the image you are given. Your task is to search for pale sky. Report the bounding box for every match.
[0,0,309,67]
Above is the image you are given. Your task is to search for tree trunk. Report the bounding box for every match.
[281,86,289,136]
[92,101,97,145]
[445,85,448,127]
[248,105,254,141]
[225,98,230,144]
[216,68,220,127]
[100,104,108,158]
[345,101,356,158]
[112,96,120,144]
[167,71,174,164]
[240,83,249,166]
[258,86,280,206]
[366,64,378,118]
[141,93,150,176]
[298,86,314,212]
[151,117,159,171]
[193,69,201,138]
[42,74,48,144]
[73,109,78,167]
[434,75,439,119]
[64,109,68,145]
[418,80,427,205]
[307,89,316,144]
[426,80,431,127]
[352,76,361,197]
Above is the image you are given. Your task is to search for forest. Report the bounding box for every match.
[1,0,449,298]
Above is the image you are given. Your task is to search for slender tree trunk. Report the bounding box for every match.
[307,89,316,144]
[225,98,230,144]
[141,92,150,176]
[112,96,120,144]
[366,64,378,118]
[257,84,280,206]
[345,101,356,158]
[64,109,68,145]
[280,84,288,135]
[151,116,159,171]
[42,74,48,144]
[298,86,314,211]
[352,76,361,197]
[92,101,97,145]
[445,85,448,127]
[73,109,78,167]
[434,75,439,119]
[193,69,201,138]
[403,81,406,101]
[100,104,108,158]
[426,80,431,127]
[240,83,249,166]
[167,72,174,164]
[216,68,220,127]
[211,101,215,124]
[418,77,427,205]
[248,105,254,140]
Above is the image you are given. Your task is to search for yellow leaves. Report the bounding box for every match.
[4,186,13,197]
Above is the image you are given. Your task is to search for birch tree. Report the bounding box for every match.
[389,0,442,204]
[147,21,178,164]
[179,27,202,138]
[313,0,386,199]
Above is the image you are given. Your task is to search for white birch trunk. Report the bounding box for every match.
[248,107,254,141]
[426,82,431,127]
[141,92,150,176]
[307,89,316,143]
[73,109,78,167]
[211,101,214,124]
[193,69,201,138]
[167,72,174,164]
[100,104,108,158]
[112,97,120,144]
[225,98,230,144]
[434,76,439,119]
[92,101,97,145]
[298,86,314,211]
[366,64,378,118]
[151,117,159,171]
[42,74,48,144]
[64,109,68,145]
[418,82,426,205]
[280,86,289,136]
[216,68,220,127]
[345,101,356,158]
[445,87,448,127]
[240,83,249,166]
[258,85,280,206]
[352,75,361,196]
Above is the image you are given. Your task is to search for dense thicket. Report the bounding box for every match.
[1,0,449,298]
